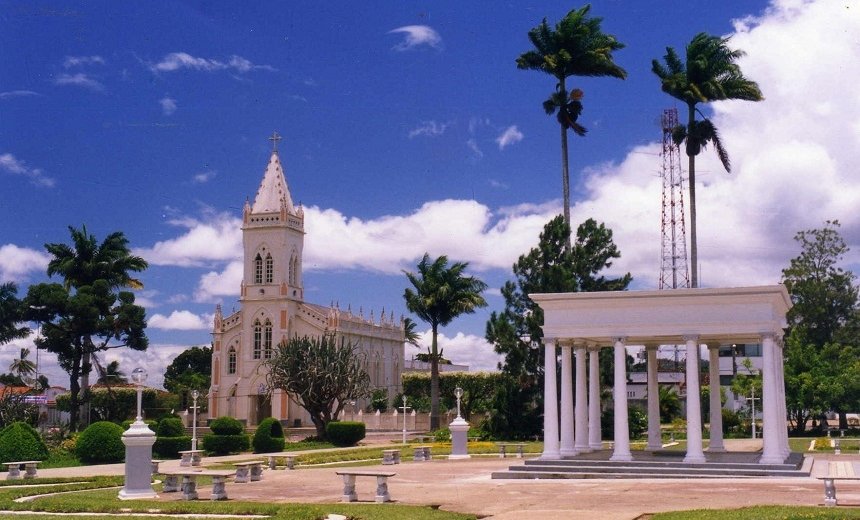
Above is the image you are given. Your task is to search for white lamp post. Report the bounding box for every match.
[191,389,200,450]
[449,386,470,459]
[401,395,409,445]
[119,366,157,500]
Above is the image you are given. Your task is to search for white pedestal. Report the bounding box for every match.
[448,417,471,459]
[118,421,157,500]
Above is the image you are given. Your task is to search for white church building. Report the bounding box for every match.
[209,136,405,426]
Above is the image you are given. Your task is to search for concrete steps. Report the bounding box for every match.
[492,452,810,480]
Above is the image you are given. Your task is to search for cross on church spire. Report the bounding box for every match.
[268,131,282,152]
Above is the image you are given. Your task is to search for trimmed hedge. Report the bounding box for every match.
[209,416,244,435]
[76,421,125,463]
[153,436,192,458]
[156,417,185,437]
[0,422,49,465]
[253,417,285,453]
[325,421,365,447]
[202,433,249,455]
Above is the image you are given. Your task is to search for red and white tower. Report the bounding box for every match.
[658,108,690,289]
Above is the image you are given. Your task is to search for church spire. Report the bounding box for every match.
[251,132,294,214]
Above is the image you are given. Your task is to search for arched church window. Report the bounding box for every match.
[264,320,273,359]
[253,320,262,360]
[254,254,263,284]
[288,253,296,285]
[265,254,273,283]
[228,346,237,374]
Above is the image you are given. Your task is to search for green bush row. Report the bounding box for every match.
[326,421,365,447]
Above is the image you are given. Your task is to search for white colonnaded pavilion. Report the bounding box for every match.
[531,285,791,465]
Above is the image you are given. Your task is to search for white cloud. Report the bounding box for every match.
[54,73,104,91]
[411,329,502,372]
[160,96,177,115]
[191,171,216,184]
[408,120,448,139]
[388,25,442,51]
[0,244,50,282]
[150,52,275,73]
[466,138,483,158]
[196,261,243,302]
[63,55,105,68]
[148,310,212,331]
[495,125,524,150]
[0,91,39,99]
[133,211,243,267]
[0,153,55,187]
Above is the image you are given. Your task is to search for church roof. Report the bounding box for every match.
[252,151,295,214]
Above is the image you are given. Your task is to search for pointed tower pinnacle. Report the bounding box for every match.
[251,132,294,214]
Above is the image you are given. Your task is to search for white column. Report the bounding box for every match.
[541,340,560,460]
[777,338,790,458]
[610,337,632,461]
[560,345,576,457]
[683,336,706,463]
[588,347,602,450]
[760,333,783,464]
[574,345,590,453]
[707,345,725,452]
[646,345,662,451]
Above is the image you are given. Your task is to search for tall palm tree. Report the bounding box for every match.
[96,359,128,385]
[402,317,422,348]
[9,348,36,384]
[403,253,488,430]
[44,225,147,425]
[652,33,763,287]
[517,5,626,235]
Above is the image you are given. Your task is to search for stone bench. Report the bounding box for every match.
[178,449,204,467]
[234,461,264,483]
[4,461,40,480]
[265,454,297,470]
[151,459,164,474]
[819,461,860,506]
[161,469,236,501]
[382,449,401,465]
[413,445,431,461]
[335,470,396,503]
[497,443,526,458]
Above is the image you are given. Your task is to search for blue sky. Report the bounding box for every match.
[3,1,859,389]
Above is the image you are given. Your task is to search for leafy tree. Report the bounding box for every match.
[657,385,682,423]
[9,348,36,385]
[0,392,38,428]
[24,225,148,431]
[486,215,631,438]
[652,33,763,287]
[401,371,504,422]
[403,253,488,430]
[264,335,370,439]
[0,374,25,386]
[163,345,212,409]
[517,5,626,234]
[781,221,860,433]
[0,282,29,345]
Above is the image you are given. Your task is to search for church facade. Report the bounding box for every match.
[209,141,405,426]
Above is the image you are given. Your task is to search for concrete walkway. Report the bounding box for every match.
[30,444,852,519]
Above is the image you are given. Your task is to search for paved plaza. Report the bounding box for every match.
[32,443,855,520]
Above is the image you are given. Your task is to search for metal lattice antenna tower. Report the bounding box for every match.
[658,108,690,289]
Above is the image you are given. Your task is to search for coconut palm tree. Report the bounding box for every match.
[96,359,128,385]
[652,33,763,287]
[517,5,626,235]
[9,348,36,384]
[403,254,488,430]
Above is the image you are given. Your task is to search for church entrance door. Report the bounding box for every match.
[254,395,271,425]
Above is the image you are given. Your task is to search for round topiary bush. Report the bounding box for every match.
[153,436,192,458]
[156,417,185,437]
[0,422,49,465]
[208,416,244,435]
[76,421,125,463]
[325,421,366,447]
[253,417,286,453]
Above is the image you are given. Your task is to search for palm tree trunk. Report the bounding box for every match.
[430,324,440,431]
[560,78,572,250]
[687,103,698,288]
